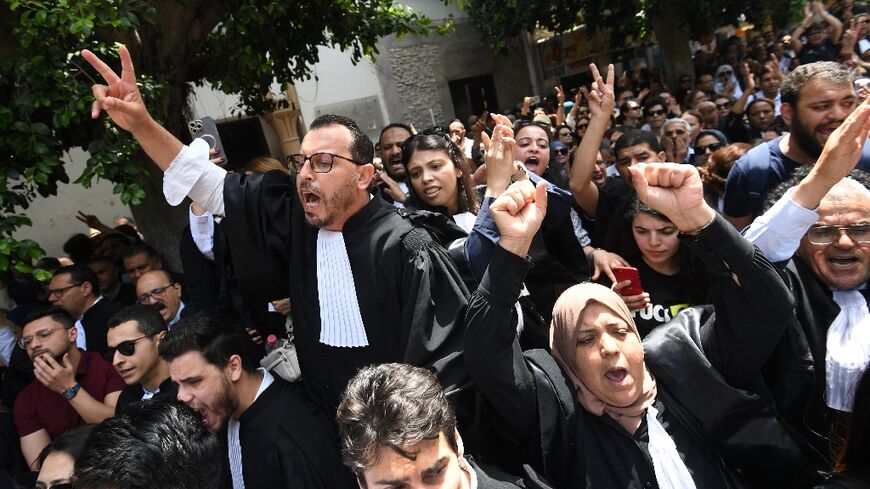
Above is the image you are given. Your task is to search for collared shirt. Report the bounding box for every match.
[228,369,275,488]
[743,187,818,262]
[169,302,185,329]
[73,296,103,350]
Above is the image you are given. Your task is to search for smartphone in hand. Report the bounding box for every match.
[612,266,644,296]
[188,116,227,166]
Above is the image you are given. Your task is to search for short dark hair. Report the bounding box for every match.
[310,114,374,165]
[25,306,75,330]
[62,233,94,264]
[108,305,167,336]
[336,363,458,481]
[74,400,222,489]
[158,314,258,373]
[614,128,661,155]
[121,243,159,261]
[379,123,413,144]
[643,96,666,115]
[746,98,776,115]
[781,61,854,107]
[54,264,99,297]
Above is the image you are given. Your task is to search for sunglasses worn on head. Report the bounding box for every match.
[695,142,724,154]
[107,333,159,357]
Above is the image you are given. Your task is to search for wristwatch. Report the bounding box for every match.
[62,383,81,400]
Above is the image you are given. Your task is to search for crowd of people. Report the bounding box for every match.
[3,4,870,487]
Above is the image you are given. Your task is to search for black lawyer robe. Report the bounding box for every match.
[80,298,122,354]
[219,378,356,489]
[221,171,471,413]
[114,377,179,415]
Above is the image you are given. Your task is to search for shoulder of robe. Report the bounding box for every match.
[396,208,467,251]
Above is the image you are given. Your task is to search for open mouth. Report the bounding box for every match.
[525,156,539,171]
[605,368,628,384]
[117,367,135,378]
[300,189,323,210]
[390,158,404,174]
[828,256,859,268]
[423,186,441,199]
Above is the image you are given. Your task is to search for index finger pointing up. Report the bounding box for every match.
[82,49,120,84]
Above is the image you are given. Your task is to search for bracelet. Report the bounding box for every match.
[682,214,717,236]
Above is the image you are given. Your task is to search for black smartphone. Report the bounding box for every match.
[188,116,227,166]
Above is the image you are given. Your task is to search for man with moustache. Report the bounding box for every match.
[723,61,870,230]
[159,314,355,488]
[83,47,469,418]
[12,307,123,468]
[135,269,186,329]
[375,122,413,206]
[106,305,176,413]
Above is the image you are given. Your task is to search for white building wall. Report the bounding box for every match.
[12,148,130,258]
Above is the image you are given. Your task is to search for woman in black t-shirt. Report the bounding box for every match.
[602,197,707,337]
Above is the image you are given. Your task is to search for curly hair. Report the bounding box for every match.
[698,143,751,199]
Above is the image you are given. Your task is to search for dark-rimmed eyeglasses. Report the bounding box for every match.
[285,152,364,174]
[137,283,175,304]
[47,283,82,299]
[695,142,724,154]
[806,224,870,245]
[107,333,159,357]
[19,327,66,350]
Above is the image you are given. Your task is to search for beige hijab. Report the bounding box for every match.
[550,283,657,434]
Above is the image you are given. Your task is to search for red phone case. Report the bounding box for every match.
[612,267,644,296]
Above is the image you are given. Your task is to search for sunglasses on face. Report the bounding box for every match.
[715,102,733,110]
[558,131,572,137]
[554,148,569,155]
[695,142,724,154]
[107,333,159,357]
[647,109,666,117]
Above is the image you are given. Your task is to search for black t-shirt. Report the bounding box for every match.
[582,176,633,247]
[632,259,690,337]
[798,38,840,64]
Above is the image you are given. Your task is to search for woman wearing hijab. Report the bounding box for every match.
[714,64,744,99]
[464,164,828,488]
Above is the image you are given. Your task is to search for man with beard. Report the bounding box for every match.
[743,100,870,462]
[723,61,870,230]
[83,47,469,418]
[159,314,355,489]
[375,122,413,206]
[135,270,186,329]
[13,307,123,468]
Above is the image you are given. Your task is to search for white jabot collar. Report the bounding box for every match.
[826,290,870,412]
[316,229,369,348]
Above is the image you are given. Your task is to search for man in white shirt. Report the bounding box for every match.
[48,265,121,353]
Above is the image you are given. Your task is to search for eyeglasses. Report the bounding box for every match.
[18,327,66,350]
[715,102,733,110]
[806,224,870,245]
[107,333,158,357]
[554,148,569,155]
[47,283,82,299]
[286,152,363,174]
[558,131,572,137]
[695,142,724,154]
[137,283,175,304]
[646,109,666,117]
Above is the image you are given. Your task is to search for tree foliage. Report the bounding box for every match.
[455,0,802,54]
[0,0,446,280]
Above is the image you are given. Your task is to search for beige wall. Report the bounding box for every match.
[13,147,130,259]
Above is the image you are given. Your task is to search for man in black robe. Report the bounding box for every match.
[83,47,470,415]
[745,101,870,461]
[48,264,121,353]
[160,314,355,489]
